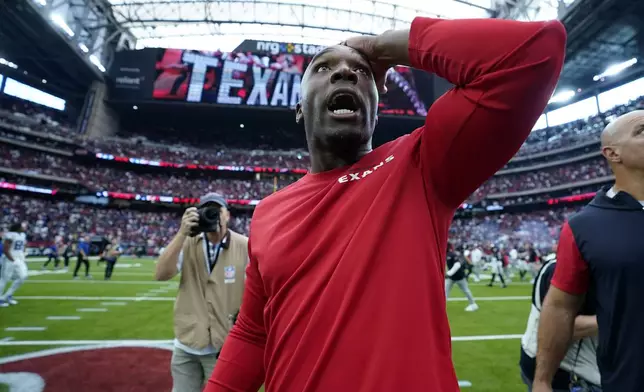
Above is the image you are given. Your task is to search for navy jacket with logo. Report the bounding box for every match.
[552,186,644,392]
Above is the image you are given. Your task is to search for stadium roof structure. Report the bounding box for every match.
[0,0,133,101]
[554,0,644,94]
[106,0,572,51]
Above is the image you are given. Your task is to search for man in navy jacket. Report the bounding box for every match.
[535,111,644,392]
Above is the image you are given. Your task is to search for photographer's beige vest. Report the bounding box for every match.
[174,230,248,351]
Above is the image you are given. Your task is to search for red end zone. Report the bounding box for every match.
[0,345,173,391]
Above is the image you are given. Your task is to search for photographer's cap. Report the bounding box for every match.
[199,192,228,209]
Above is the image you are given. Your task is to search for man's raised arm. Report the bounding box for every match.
[205,242,267,392]
[394,17,566,207]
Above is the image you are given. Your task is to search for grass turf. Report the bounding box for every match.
[1,257,533,391]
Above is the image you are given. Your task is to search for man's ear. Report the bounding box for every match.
[601,145,621,163]
[295,102,303,124]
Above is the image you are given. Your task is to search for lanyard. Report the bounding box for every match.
[204,235,223,274]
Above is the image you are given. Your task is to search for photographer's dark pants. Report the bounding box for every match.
[43,254,59,268]
[73,255,90,277]
[104,258,117,280]
[63,252,70,268]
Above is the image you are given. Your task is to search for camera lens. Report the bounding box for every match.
[202,207,220,223]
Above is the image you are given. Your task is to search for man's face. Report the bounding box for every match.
[616,113,644,170]
[297,45,379,148]
[218,206,230,231]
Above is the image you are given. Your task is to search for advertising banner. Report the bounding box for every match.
[110,40,438,116]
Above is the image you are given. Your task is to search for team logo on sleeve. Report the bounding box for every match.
[224,266,236,284]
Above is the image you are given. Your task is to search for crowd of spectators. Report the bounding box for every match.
[515,95,644,156]
[0,194,252,248]
[3,94,643,173]
[2,192,578,249]
[471,156,611,200]
[0,144,295,199]
[449,206,577,251]
[0,141,612,201]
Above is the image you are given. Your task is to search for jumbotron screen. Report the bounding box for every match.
[110,40,438,117]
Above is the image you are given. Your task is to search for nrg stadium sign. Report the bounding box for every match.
[254,41,324,56]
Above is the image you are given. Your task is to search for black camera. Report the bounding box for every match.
[190,205,221,237]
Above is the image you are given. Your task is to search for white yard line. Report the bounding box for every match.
[0,334,522,348]
[4,327,47,332]
[25,280,172,285]
[14,295,527,303]
[46,316,81,320]
[451,334,523,342]
[0,337,14,342]
[100,302,128,306]
[76,308,108,312]
[0,339,174,346]
[448,296,529,301]
[15,296,174,301]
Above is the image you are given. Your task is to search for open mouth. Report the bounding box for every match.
[327,92,360,116]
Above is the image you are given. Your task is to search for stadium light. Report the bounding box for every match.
[89,54,106,73]
[50,14,74,37]
[78,43,89,53]
[0,58,18,69]
[593,58,638,81]
[549,90,575,104]
[33,0,46,5]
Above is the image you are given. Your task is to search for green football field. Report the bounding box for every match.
[0,257,533,391]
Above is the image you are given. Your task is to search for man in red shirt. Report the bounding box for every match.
[206,17,566,392]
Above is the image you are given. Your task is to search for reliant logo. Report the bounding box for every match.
[115,76,142,85]
[255,41,324,56]
[338,155,394,183]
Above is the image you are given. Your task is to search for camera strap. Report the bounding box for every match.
[570,338,584,387]
[204,234,223,274]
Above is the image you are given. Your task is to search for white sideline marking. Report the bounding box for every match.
[25,280,171,285]
[14,295,528,303]
[0,339,174,346]
[15,296,174,302]
[76,308,108,312]
[0,334,521,347]
[26,257,156,263]
[0,337,14,342]
[4,327,47,332]
[451,334,523,342]
[46,316,81,320]
[137,292,157,297]
[448,296,529,302]
[459,381,473,388]
[100,302,128,306]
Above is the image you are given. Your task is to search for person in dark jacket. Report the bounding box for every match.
[535,110,644,392]
[445,244,478,312]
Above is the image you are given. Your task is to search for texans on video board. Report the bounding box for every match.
[110,40,436,116]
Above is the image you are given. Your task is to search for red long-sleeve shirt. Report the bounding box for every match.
[206,17,566,392]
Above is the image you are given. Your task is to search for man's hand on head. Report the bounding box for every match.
[343,29,411,94]
[342,36,388,94]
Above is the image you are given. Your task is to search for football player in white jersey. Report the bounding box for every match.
[467,245,483,282]
[0,223,28,307]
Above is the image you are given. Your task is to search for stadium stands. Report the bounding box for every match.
[1,93,643,250]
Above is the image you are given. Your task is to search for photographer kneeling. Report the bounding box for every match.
[156,193,248,392]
